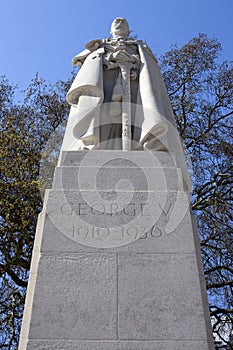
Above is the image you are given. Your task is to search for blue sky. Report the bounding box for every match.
[1,0,233,89]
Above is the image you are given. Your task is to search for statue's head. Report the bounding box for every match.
[110,17,130,39]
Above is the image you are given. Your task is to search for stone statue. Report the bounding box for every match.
[64,17,191,191]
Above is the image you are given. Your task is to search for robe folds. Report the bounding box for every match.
[65,40,191,192]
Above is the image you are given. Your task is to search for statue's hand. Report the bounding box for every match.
[111,50,135,63]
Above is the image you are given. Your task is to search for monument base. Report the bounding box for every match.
[19,151,214,350]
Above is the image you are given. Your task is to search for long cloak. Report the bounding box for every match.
[65,41,191,191]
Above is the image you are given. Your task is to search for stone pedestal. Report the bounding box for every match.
[19,151,214,350]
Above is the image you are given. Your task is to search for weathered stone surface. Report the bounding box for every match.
[59,150,177,168]
[118,253,208,340]
[27,339,210,350]
[43,189,191,248]
[54,151,184,192]
[18,212,45,350]
[52,166,183,191]
[40,191,196,253]
[29,253,117,340]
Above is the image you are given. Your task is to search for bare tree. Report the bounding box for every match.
[159,34,233,348]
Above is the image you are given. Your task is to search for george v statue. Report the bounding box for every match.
[63,17,191,191]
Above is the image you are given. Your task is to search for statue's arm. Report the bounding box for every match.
[72,39,103,67]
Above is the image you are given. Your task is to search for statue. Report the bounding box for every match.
[64,17,191,191]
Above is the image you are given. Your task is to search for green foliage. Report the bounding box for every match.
[0,74,72,348]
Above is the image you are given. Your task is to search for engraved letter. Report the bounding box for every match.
[61,203,73,215]
[91,203,105,215]
[141,203,150,216]
[123,204,136,216]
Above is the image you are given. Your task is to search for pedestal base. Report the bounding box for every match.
[19,151,214,350]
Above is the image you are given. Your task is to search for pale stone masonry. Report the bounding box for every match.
[19,151,214,350]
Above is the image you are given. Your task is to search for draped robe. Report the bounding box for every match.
[64,39,191,191]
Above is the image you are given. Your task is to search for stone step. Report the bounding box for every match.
[58,150,178,168]
[52,166,183,191]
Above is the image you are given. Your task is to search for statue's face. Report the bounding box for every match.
[111,18,130,38]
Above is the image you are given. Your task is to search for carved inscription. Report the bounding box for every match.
[72,225,147,241]
[70,224,167,241]
[61,202,151,217]
[159,203,172,219]
[57,200,174,245]
[140,226,163,239]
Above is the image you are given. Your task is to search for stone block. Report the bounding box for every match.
[42,189,192,249]
[29,253,117,340]
[59,150,177,168]
[27,339,210,350]
[54,150,184,192]
[41,190,196,254]
[118,253,209,341]
[52,166,183,191]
